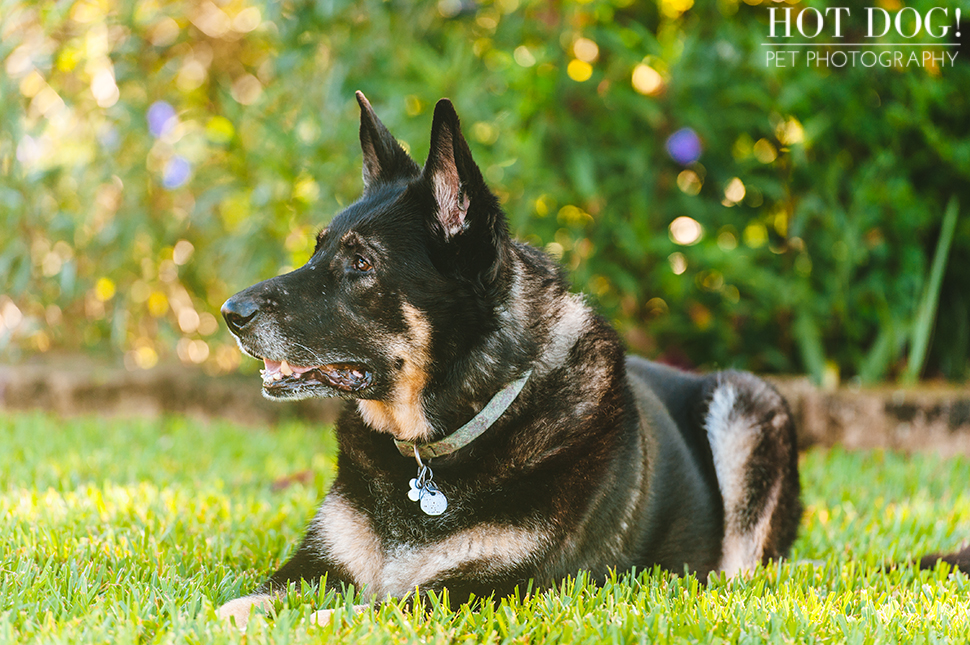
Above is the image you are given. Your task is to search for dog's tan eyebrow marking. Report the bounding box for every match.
[340,230,365,248]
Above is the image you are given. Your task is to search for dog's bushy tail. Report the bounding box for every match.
[919,543,970,573]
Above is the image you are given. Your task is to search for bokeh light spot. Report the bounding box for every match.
[753,138,777,164]
[513,45,536,67]
[293,175,320,203]
[19,70,46,98]
[192,2,231,38]
[147,101,177,138]
[178,308,200,334]
[148,292,169,317]
[668,252,687,275]
[717,230,738,251]
[573,38,599,63]
[724,177,746,204]
[438,0,463,18]
[743,222,768,248]
[472,122,499,145]
[661,0,695,18]
[91,68,119,107]
[198,313,219,336]
[177,60,207,92]
[776,117,804,145]
[646,297,669,316]
[149,18,180,47]
[676,169,702,195]
[94,277,116,301]
[669,216,703,245]
[632,64,663,96]
[205,116,235,144]
[1,298,24,331]
[230,74,262,105]
[126,345,158,370]
[666,128,702,165]
[173,239,194,265]
[567,59,593,82]
[163,156,192,189]
[231,7,261,33]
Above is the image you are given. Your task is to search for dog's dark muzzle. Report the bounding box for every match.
[220,271,378,398]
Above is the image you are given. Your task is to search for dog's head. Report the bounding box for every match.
[222,93,517,438]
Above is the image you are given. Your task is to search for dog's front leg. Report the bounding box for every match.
[217,533,357,629]
[218,488,382,629]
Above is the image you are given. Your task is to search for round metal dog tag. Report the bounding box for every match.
[419,489,448,516]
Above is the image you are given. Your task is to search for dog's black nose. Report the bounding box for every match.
[221,296,258,334]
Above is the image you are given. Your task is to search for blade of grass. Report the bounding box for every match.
[904,197,959,384]
[859,323,901,384]
[794,311,826,386]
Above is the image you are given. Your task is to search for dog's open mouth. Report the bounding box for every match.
[260,358,373,394]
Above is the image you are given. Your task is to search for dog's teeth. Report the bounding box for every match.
[280,360,293,376]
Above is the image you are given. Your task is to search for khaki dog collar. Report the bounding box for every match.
[394,369,533,460]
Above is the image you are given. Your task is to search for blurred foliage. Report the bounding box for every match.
[0,0,968,383]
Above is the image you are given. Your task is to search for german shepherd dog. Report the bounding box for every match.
[217,93,967,626]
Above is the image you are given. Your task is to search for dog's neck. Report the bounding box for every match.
[359,248,585,447]
[393,368,533,460]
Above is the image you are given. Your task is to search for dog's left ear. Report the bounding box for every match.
[422,99,502,242]
[356,91,420,192]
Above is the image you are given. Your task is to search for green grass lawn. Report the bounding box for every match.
[1,411,968,644]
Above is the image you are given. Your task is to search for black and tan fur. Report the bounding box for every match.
[217,94,963,626]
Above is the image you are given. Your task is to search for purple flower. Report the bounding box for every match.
[147,101,177,138]
[163,155,191,189]
[665,128,702,166]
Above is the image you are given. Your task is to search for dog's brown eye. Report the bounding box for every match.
[352,255,372,272]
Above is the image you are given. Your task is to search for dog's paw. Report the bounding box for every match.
[216,594,275,629]
[309,608,336,626]
[309,604,370,627]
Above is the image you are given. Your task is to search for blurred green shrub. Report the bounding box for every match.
[1,0,967,382]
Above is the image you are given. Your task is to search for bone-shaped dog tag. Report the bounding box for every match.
[407,478,421,502]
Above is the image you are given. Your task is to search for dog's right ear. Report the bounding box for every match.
[420,98,509,289]
[356,91,420,192]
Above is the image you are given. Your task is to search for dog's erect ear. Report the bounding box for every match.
[356,91,420,192]
[421,99,509,288]
[422,98,492,240]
